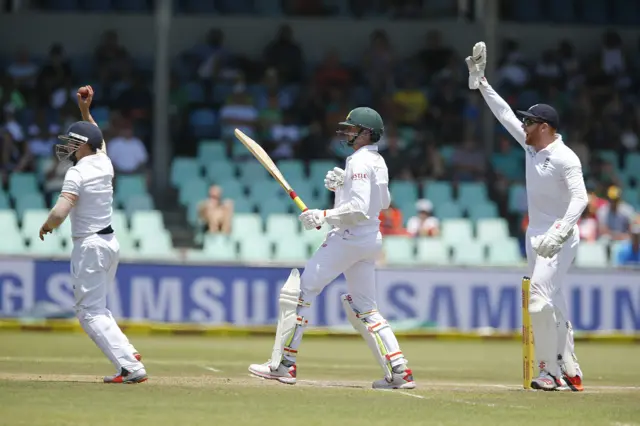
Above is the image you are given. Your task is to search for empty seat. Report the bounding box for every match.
[266,214,299,240]
[575,242,608,268]
[15,193,46,217]
[29,234,64,256]
[383,237,415,265]
[457,182,488,208]
[487,238,523,266]
[231,214,263,241]
[248,180,284,203]
[130,210,165,239]
[171,157,202,188]
[115,174,147,205]
[216,179,244,200]
[202,234,237,261]
[415,238,449,265]
[277,159,305,181]
[238,161,269,184]
[467,201,499,220]
[452,241,485,265]
[441,219,474,245]
[390,181,418,206]
[435,202,462,219]
[423,181,453,205]
[0,229,27,255]
[9,173,38,197]
[238,235,272,262]
[476,218,510,243]
[273,235,308,263]
[21,209,49,239]
[309,160,339,183]
[198,140,227,162]
[205,160,236,184]
[124,194,155,216]
[508,184,527,213]
[189,108,218,139]
[138,231,174,259]
[179,178,209,206]
[111,210,129,233]
[0,190,10,209]
[0,210,19,232]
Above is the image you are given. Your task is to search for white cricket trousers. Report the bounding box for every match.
[71,233,142,373]
[525,226,580,377]
[284,227,405,367]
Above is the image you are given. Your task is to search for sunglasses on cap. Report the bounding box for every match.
[522,117,546,127]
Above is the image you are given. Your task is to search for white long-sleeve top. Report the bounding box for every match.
[328,144,390,235]
[479,84,588,233]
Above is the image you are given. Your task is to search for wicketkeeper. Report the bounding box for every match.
[467,42,588,391]
[249,107,416,389]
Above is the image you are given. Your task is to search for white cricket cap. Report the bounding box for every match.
[416,199,433,212]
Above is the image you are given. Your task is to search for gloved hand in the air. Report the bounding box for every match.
[531,220,574,258]
[324,167,345,192]
[465,41,488,90]
[299,209,325,230]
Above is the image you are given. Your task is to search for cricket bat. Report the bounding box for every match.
[234,128,320,228]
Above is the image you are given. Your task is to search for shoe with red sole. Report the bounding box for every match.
[104,368,147,384]
[560,373,584,392]
[134,352,142,362]
[372,366,416,389]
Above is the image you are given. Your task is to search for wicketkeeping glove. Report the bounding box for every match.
[324,167,345,192]
[465,41,488,90]
[531,220,574,258]
[299,209,325,230]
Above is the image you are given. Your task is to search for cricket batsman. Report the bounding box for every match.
[39,85,147,384]
[466,43,587,391]
[249,107,416,389]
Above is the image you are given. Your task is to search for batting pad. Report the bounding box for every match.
[341,294,404,380]
[270,269,308,370]
[529,296,560,377]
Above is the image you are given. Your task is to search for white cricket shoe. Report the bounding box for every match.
[372,366,416,389]
[531,370,562,391]
[248,361,297,385]
[104,367,147,384]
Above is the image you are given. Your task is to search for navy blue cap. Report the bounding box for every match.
[516,104,559,129]
[59,121,104,150]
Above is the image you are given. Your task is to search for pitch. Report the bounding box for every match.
[0,332,639,426]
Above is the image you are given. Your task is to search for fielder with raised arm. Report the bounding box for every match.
[39,85,147,384]
[466,43,588,391]
[249,107,415,389]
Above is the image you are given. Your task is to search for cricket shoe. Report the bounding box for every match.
[530,370,562,391]
[372,365,416,390]
[104,367,148,384]
[134,352,142,362]
[248,361,297,385]
[559,373,584,392]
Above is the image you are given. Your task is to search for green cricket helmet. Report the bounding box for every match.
[337,107,384,145]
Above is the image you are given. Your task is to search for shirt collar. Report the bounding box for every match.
[536,134,563,155]
[347,144,378,161]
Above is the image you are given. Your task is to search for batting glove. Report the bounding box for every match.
[324,167,345,192]
[465,41,488,90]
[299,209,325,230]
[531,219,574,258]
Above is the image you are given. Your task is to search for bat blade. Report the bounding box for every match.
[234,129,312,216]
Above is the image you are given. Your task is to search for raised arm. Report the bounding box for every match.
[465,42,527,149]
[77,85,107,154]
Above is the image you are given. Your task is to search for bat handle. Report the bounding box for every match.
[301,208,321,230]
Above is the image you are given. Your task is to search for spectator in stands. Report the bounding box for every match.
[620,116,639,152]
[406,199,440,237]
[597,186,635,241]
[50,75,76,110]
[450,139,486,182]
[557,40,581,91]
[36,44,72,107]
[299,120,329,160]
[363,29,395,94]
[198,185,233,235]
[116,72,152,121]
[7,46,38,89]
[219,78,258,138]
[601,30,627,78]
[379,125,407,179]
[94,30,131,84]
[415,30,452,82]
[577,200,599,243]
[107,123,149,175]
[0,126,29,183]
[616,225,640,267]
[393,74,428,127]
[314,49,351,96]
[0,74,26,112]
[430,80,464,142]
[379,202,407,236]
[42,156,68,205]
[534,50,562,91]
[25,123,59,165]
[195,29,238,84]
[412,140,444,180]
[270,110,301,160]
[263,24,304,84]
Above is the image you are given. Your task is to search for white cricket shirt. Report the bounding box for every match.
[480,85,588,232]
[330,144,390,234]
[61,152,114,238]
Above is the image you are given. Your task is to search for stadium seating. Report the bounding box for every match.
[231,214,263,242]
[266,214,299,241]
[575,242,608,268]
[0,228,27,255]
[202,234,237,261]
[451,241,485,266]
[390,181,419,207]
[457,182,488,209]
[238,236,272,262]
[171,157,202,188]
[415,238,449,265]
[29,233,65,256]
[441,219,474,245]
[277,160,305,182]
[198,140,227,163]
[476,218,510,244]
[9,173,39,197]
[487,238,523,266]
[273,236,308,263]
[114,174,147,206]
[423,181,453,204]
[467,201,499,220]
[131,210,165,240]
[0,190,11,209]
[383,237,415,265]
[138,231,175,259]
[434,202,462,219]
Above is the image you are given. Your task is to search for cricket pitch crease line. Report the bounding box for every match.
[200,366,222,373]
[376,389,529,410]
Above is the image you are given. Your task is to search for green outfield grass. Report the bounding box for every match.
[0,332,639,426]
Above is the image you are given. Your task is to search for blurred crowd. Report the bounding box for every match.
[1,20,640,266]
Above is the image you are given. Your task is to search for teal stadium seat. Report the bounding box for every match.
[415,238,449,265]
[575,242,608,268]
[130,210,165,240]
[487,238,523,266]
[21,209,50,239]
[202,234,237,261]
[0,228,27,255]
[238,235,272,262]
[29,233,65,256]
[0,210,20,234]
[114,174,147,206]
[205,160,236,184]
[457,182,488,209]
[277,159,306,181]
[624,153,640,174]
[309,160,339,183]
[248,180,285,204]
[257,196,291,218]
[435,202,462,219]
[198,140,227,163]
[476,218,510,243]
[441,219,474,245]
[0,190,10,209]
[383,237,415,265]
[596,150,619,170]
[117,232,139,259]
[171,157,202,189]
[9,173,38,197]
[138,231,174,259]
[266,214,299,241]
[508,184,527,214]
[452,241,485,266]
[467,201,499,220]
[179,178,209,206]
[273,235,308,263]
[124,194,155,216]
[238,161,269,184]
[15,194,46,218]
[423,181,453,204]
[231,214,263,242]
[390,181,419,207]
[111,210,129,234]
